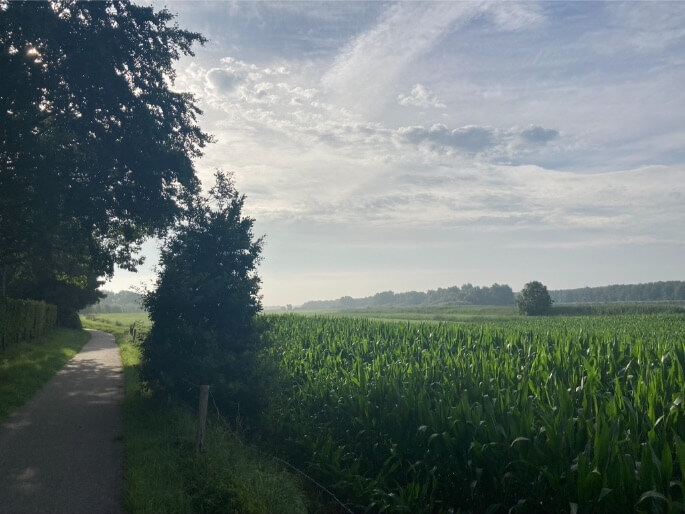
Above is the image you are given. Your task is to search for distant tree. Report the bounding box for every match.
[517,281,553,315]
[371,291,396,307]
[80,290,144,314]
[399,290,428,307]
[459,283,475,304]
[142,171,263,414]
[488,283,516,306]
[0,1,210,319]
[339,296,355,309]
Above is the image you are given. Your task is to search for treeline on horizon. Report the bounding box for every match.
[87,280,685,313]
[549,280,685,304]
[299,280,685,311]
[301,283,516,310]
[80,290,143,314]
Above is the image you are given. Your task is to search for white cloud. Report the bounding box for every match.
[174,52,682,249]
[206,68,240,92]
[481,1,545,31]
[397,84,445,109]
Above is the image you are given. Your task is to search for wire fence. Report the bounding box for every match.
[181,378,354,514]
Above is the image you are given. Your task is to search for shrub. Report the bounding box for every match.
[0,297,57,350]
[142,172,263,416]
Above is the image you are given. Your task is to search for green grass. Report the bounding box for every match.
[82,315,309,513]
[0,328,90,422]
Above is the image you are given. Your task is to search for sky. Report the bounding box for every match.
[106,1,685,306]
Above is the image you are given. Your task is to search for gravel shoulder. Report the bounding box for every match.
[0,330,124,514]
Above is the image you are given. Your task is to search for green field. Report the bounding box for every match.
[297,302,685,324]
[262,314,685,513]
[302,305,521,323]
[81,312,151,328]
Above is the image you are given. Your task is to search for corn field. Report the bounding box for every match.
[263,314,685,513]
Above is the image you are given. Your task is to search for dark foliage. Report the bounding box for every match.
[517,281,553,316]
[0,0,210,316]
[142,172,264,416]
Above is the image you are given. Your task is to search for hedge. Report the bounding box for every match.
[0,298,58,350]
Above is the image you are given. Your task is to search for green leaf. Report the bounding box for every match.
[485,503,503,514]
[598,487,612,502]
[636,490,668,505]
[662,444,673,483]
[510,436,530,448]
[675,433,685,479]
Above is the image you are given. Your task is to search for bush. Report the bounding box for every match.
[57,308,83,329]
[142,172,264,417]
[0,297,58,350]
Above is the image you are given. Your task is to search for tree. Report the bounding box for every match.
[487,283,516,306]
[517,281,553,315]
[0,1,210,318]
[142,171,263,413]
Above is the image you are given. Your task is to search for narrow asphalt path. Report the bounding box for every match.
[0,330,124,514]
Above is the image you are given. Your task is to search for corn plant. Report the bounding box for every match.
[262,314,685,513]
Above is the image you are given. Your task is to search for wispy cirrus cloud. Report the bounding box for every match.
[320,2,479,112]
[319,1,545,113]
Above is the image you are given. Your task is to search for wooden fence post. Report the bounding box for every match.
[196,385,210,454]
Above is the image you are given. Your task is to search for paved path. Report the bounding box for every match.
[0,330,124,513]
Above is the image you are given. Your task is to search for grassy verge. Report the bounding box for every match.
[0,328,90,422]
[82,315,309,513]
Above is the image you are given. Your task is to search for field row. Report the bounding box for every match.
[263,315,685,513]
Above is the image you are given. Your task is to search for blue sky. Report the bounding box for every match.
[109,1,685,306]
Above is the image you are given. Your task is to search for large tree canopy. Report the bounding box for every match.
[0,0,210,316]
